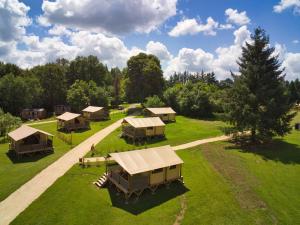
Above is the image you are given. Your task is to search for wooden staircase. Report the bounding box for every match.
[93,173,108,188]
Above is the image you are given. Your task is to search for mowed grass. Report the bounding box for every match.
[93,115,227,156]
[11,149,257,225]
[0,112,125,201]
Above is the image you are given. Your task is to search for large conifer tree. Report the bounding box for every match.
[225,28,295,142]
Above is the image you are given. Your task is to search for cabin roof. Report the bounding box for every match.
[82,106,104,113]
[56,112,81,121]
[8,125,53,141]
[123,117,165,128]
[146,107,176,114]
[109,145,183,175]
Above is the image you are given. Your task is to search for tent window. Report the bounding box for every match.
[169,165,177,170]
[152,168,163,174]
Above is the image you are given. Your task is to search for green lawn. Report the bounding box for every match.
[0,112,125,201]
[92,115,227,156]
[11,113,300,225]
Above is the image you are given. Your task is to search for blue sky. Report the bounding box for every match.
[0,0,299,79]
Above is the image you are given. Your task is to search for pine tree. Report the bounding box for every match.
[225,27,295,143]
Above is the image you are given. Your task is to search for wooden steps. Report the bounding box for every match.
[93,173,108,188]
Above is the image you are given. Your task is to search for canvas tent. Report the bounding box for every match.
[106,145,184,200]
[21,108,46,120]
[56,112,89,132]
[146,107,176,122]
[82,106,109,120]
[122,117,165,140]
[54,105,71,116]
[8,125,53,156]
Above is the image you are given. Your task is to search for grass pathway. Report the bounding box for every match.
[0,119,123,225]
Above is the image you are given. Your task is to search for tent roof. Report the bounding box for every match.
[123,117,165,128]
[8,125,53,141]
[147,107,176,114]
[56,112,81,121]
[82,106,104,113]
[109,145,183,175]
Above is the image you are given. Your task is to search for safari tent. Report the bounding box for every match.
[54,105,71,116]
[21,108,46,120]
[146,107,176,122]
[82,106,109,121]
[8,125,53,156]
[106,145,184,200]
[56,112,89,132]
[122,117,165,140]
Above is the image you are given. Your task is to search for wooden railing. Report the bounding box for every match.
[110,171,129,190]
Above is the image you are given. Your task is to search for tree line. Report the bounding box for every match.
[0,27,299,143]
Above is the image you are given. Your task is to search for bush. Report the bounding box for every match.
[144,95,165,108]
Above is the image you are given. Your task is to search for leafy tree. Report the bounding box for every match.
[66,56,111,86]
[0,62,23,77]
[224,28,295,142]
[125,53,164,102]
[287,79,300,104]
[0,109,22,137]
[111,67,123,106]
[31,63,67,110]
[67,80,109,112]
[144,95,165,107]
[163,84,182,112]
[0,74,42,115]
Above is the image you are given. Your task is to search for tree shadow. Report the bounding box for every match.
[225,139,300,164]
[6,150,53,164]
[123,136,167,146]
[108,181,189,215]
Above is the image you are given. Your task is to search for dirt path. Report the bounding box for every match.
[173,195,187,225]
[0,119,123,225]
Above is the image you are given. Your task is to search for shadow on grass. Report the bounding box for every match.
[225,139,300,164]
[108,181,189,215]
[124,136,167,147]
[6,150,53,164]
[57,128,91,134]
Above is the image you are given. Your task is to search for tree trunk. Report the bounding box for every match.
[251,128,256,143]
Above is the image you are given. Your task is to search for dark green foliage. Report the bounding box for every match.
[167,71,218,87]
[111,67,123,106]
[31,63,67,110]
[67,80,109,112]
[224,28,295,142]
[144,95,165,107]
[287,79,300,104]
[125,53,164,102]
[164,82,213,118]
[0,74,42,115]
[0,61,23,77]
[0,108,22,137]
[66,55,111,86]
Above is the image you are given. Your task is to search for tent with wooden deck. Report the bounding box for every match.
[106,145,184,201]
[8,125,53,156]
[122,117,165,141]
[56,112,89,132]
[21,108,46,120]
[82,106,109,121]
[145,107,176,122]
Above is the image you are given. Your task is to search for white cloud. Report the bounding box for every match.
[39,0,177,34]
[168,17,219,37]
[48,25,71,36]
[273,0,300,14]
[146,41,172,61]
[283,53,300,79]
[0,0,31,42]
[219,23,234,30]
[225,8,250,26]
[292,39,299,44]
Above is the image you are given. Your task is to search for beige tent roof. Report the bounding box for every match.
[82,106,104,113]
[123,117,165,128]
[8,125,53,141]
[147,107,176,115]
[56,112,81,121]
[109,145,183,175]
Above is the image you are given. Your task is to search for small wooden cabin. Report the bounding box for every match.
[8,125,53,156]
[122,117,165,140]
[146,107,176,122]
[106,145,184,201]
[54,105,71,116]
[82,106,109,121]
[21,108,46,120]
[56,112,89,132]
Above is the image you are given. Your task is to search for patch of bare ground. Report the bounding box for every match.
[200,142,278,225]
[173,194,187,225]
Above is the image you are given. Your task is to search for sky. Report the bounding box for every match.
[0,0,299,80]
